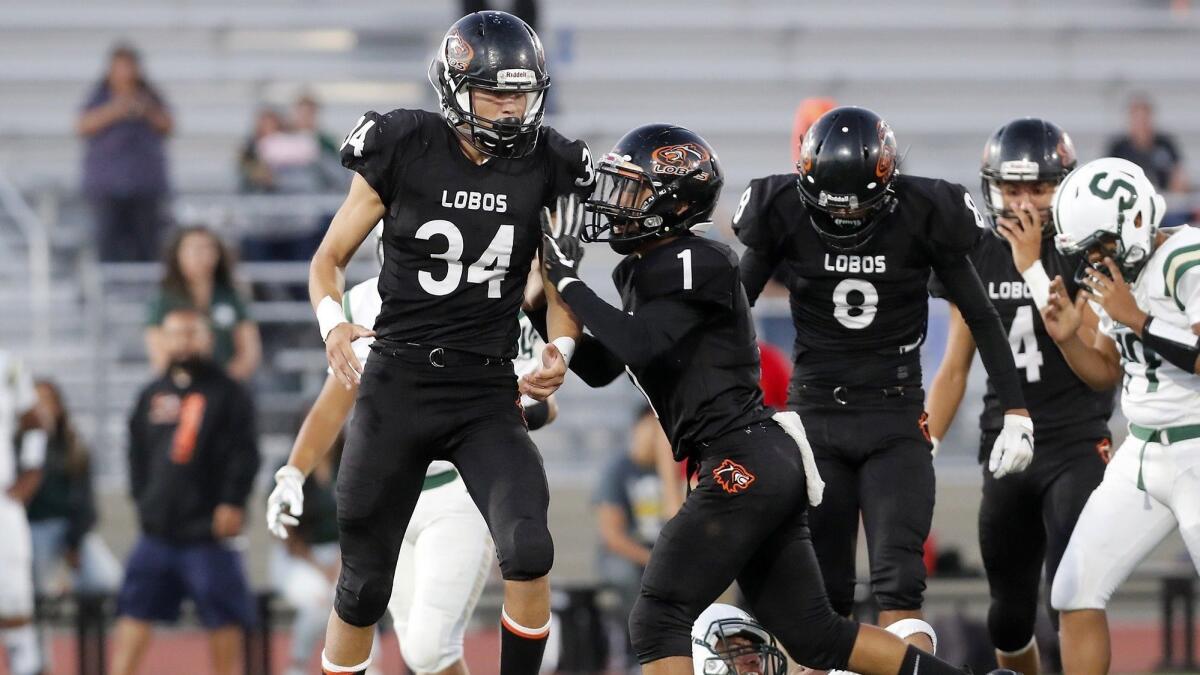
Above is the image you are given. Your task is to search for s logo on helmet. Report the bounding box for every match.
[651,143,710,177]
[712,459,756,494]
[445,29,474,71]
[874,120,896,181]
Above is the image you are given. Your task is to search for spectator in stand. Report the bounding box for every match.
[595,405,674,670]
[145,226,261,381]
[25,380,122,597]
[292,93,347,190]
[110,309,260,675]
[239,107,286,193]
[77,43,173,262]
[0,352,49,675]
[1106,93,1188,194]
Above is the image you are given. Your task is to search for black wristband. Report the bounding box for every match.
[1142,316,1200,374]
[523,399,552,431]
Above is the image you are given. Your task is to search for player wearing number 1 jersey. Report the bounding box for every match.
[926,119,1113,675]
[306,11,592,675]
[733,107,1031,651]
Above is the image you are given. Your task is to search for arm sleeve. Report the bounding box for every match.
[524,305,627,386]
[219,385,261,507]
[731,178,788,306]
[739,248,779,307]
[560,282,709,370]
[934,255,1026,410]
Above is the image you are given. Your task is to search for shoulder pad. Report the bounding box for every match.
[900,175,984,256]
[542,126,596,201]
[339,109,428,200]
[731,174,796,251]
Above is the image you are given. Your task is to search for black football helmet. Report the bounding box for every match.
[427,11,550,159]
[795,106,899,252]
[980,117,1077,235]
[583,124,724,255]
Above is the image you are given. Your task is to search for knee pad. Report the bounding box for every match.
[987,593,1038,652]
[496,520,554,581]
[628,594,692,662]
[873,553,927,612]
[399,612,461,674]
[334,570,394,628]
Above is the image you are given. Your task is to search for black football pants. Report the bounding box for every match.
[333,348,552,627]
[791,393,935,617]
[978,429,1107,652]
[628,421,859,670]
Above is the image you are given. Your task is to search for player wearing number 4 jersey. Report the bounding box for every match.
[1039,158,1200,674]
[307,11,592,675]
[733,107,1031,652]
[926,119,1114,675]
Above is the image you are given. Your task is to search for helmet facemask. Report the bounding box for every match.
[798,180,897,253]
[695,618,787,675]
[583,154,701,255]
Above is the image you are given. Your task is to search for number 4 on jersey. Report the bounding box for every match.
[341,116,376,158]
[1009,305,1043,382]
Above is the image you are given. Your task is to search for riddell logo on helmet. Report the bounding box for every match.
[445,30,474,71]
[651,143,709,176]
[713,459,756,494]
[874,120,896,180]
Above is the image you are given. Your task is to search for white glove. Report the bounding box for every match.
[772,411,825,507]
[266,465,305,539]
[989,414,1034,478]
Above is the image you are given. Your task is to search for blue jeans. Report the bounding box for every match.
[29,518,122,595]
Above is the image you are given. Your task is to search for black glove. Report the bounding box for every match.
[541,193,585,290]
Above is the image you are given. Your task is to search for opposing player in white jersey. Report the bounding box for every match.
[0,351,49,675]
[267,254,553,675]
[1039,157,1200,674]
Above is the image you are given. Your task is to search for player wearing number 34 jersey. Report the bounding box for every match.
[306,10,592,675]
[733,106,1031,648]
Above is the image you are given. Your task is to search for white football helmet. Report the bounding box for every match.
[1052,157,1165,281]
[691,604,785,675]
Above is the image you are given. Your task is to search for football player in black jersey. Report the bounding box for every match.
[305,12,593,675]
[926,119,1114,675]
[732,106,1032,654]
[542,123,978,675]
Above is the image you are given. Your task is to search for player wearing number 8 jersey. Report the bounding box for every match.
[307,10,592,675]
[926,119,1113,675]
[733,107,1031,651]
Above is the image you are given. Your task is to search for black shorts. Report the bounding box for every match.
[630,421,858,669]
[790,388,934,616]
[332,346,552,627]
[977,429,1108,650]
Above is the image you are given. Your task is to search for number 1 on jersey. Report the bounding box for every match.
[678,249,693,290]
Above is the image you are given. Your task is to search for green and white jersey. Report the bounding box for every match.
[1097,226,1200,428]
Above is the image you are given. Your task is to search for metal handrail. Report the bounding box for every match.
[0,168,51,346]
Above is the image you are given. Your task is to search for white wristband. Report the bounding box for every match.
[1020,260,1052,311]
[316,296,345,342]
[551,336,576,366]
